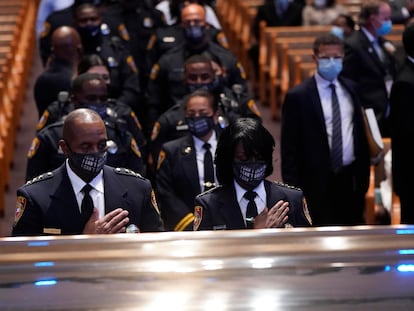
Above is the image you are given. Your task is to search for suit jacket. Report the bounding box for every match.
[342,29,397,135]
[194,180,311,230]
[281,76,370,222]
[156,134,217,231]
[390,59,414,196]
[13,164,164,236]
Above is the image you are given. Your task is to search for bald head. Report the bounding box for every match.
[181,3,206,26]
[62,108,105,141]
[51,26,82,62]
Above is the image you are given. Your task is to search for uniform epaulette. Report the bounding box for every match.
[25,172,54,185]
[273,181,302,191]
[114,167,144,179]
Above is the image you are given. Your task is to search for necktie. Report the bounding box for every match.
[244,191,258,229]
[372,39,385,62]
[329,83,343,172]
[203,142,215,191]
[80,184,94,225]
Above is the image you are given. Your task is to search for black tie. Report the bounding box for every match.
[81,184,94,225]
[244,191,258,229]
[203,142,215,191]
[329,83,343,173]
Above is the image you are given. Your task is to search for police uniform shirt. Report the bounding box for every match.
[233,180,266,226]
[66,159,105,219]
[314,72,355,166]
[193,131,218,191]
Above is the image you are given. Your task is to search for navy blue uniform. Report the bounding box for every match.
[13,165,164,236]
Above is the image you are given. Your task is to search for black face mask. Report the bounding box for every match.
[184,25,206,44]
[68,150,107,181]
[185,116,215,138]
[76,25,101,52]
[78,102,107,118]
[186,77,222,93]
[233,161,267,190]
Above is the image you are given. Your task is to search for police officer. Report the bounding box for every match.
[149,54,260,175]
[38,0,111,66]
[26,73,145,181]
[34,26,82,118]
[145,3,248,135]
[73,3,144,115]
[14,108,164,236]
[104,0,167,90]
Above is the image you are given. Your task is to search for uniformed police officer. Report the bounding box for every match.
[149,54,260,170]
[104,0,167,91]
[38,0,108,66]
[14,108,164,236]
[34,26,82,118]
[145,3,248,134]
[73,3,144,114]
[26,73,145,181]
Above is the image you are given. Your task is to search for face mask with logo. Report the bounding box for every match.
[79,102,107,118]
[68,150,107,181]
[232,161,267,190]
[331,26,344,40]
[376,20,392,36]
[317,57,343,81]
[185,116,215,138]
[184,25,206,44]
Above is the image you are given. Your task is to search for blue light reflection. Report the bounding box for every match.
[34,262,55,267]
[34,279,57,286]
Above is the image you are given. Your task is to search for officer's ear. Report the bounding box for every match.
[59,139,70,157]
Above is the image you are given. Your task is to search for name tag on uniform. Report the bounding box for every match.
[162,36,175,43]
[43,228,61,234]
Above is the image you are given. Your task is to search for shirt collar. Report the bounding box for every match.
[315,71,338,88]
[193,130,217,152]
[234,179,266,204]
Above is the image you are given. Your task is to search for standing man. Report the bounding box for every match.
[281,33,371,226]
[341,0,397,137]
[156,90,220,231]
[390,23,414,224]
[13,109,164,236]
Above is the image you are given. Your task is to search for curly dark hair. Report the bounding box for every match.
[214,117,274,185]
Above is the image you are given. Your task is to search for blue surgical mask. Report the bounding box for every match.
[376,20,392,36]
[317,58,343,81]
[331,26,344,40]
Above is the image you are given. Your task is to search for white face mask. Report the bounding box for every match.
[313,0,327,8]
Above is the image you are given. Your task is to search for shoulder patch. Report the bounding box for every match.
[193,206,203,230]
[36,110,49,131]
[273,181,302,191]
[130,138,142,158]
[14,196,27,226]
[114,167,144,179]
[130,111,142,129]
[150,121,161,141]
[147,34,157,50]
[237,62,247,80]
[151,190,161,215]
[149,63,160,80]
[157,149,166,170]
[216,32,229,49]
[27,137,40,159]
[118,23,130,41]
[26,172,54,185]
[126,55,138,73]
[40,22,51,38]
[248,99,261,117]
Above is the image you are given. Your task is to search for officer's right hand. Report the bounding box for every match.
[83,208,130,234]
